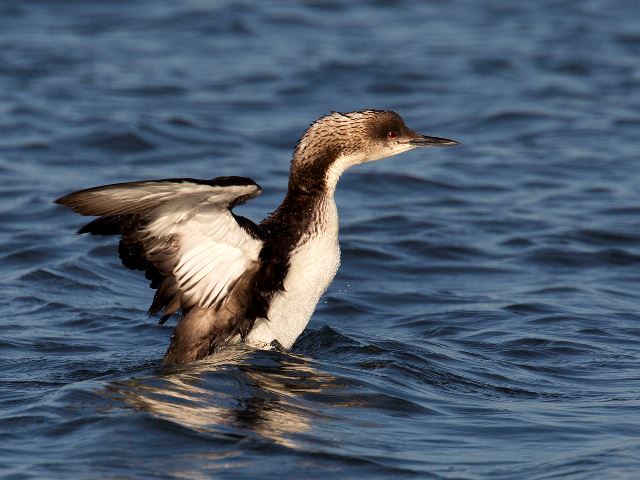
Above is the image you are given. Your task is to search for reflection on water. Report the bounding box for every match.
[103,347,334,450]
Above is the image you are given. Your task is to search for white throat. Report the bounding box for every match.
[324,146,415,195]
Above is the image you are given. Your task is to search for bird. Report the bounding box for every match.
[55,109,458,364]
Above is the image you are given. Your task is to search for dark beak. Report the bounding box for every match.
[409,135,459,147]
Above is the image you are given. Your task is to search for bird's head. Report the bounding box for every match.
[290,110,458,193]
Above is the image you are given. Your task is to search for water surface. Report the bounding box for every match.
[1,1,639,478]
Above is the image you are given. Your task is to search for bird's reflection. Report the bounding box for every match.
[102,346,336,449]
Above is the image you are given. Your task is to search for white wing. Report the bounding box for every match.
[152,207,261,310]
[56,177,264,315]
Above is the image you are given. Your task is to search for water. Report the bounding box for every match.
[1,1,639,478]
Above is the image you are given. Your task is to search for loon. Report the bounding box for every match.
[56,110,458,364]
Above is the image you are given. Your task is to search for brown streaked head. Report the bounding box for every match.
[289,110,459,188]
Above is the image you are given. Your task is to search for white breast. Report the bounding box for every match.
[246,199,340,349]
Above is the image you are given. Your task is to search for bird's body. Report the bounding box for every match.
[56,110,457,364]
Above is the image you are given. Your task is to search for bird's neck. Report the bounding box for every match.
[262,147,366,242]
[261,157,346,241]
[263,180,331,240]
[288,149,365,197]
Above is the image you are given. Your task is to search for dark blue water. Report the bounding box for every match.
[1,1,639,478]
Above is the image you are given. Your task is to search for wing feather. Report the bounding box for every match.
[56,176,265,320]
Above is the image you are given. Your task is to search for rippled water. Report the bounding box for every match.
[1,1,639,478]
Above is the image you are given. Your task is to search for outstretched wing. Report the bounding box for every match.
[55,177,264,326]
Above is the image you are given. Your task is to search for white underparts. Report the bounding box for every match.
[246,198,341,349]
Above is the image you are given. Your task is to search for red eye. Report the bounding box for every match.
[387,130,398,139]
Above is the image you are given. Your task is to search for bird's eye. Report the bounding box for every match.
[387,130,398,140]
